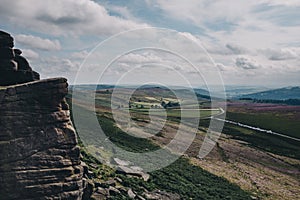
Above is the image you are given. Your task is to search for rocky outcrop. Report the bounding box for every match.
[0,78,86,199]
[0,30,40,86]
[0,30,179,200]
[0,30,86,199]
[113,157,150,182]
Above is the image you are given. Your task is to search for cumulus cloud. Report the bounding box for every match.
[15,34,61,51]
[215,63,226,71]
[117,52,163,64]
[71,50,89,59]
[112,52,170,74]
[261,48,298,60]
[216,63,233,72]
[61,59,80,72]
[235,56,261,70]
[0,0,147,36]
[110,50,201,76]
[21,49,40,60]
[38,57,80,74]
[226,43,247,54]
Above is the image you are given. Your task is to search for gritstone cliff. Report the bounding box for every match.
[0,31,87,199]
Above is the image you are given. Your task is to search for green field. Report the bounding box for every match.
[199,117,300,160]
[226,111,300,139]
[130,108,221,119]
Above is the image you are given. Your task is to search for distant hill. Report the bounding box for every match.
[193,88,210,96]
[238,86,300,100]
[225,86,270,98]
[70,84,115,91]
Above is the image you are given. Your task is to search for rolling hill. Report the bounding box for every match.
[238,86,300,100]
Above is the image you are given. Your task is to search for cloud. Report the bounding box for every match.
[15,34,61,51]
[261,48,299,60]
[259,0,300,7]
[150,0,300,49]
[37,57,80,75]
[71,50,89,59]
[21,49,40,60]
[149,0,255,30]
[1,0,298,87]
[112,52,172,74]
[117,52,163,64]
[109,49,202,76]
[0,0,147,36]
[226,43,247,54]
[215,63,227,71]
[106,5,139,22]
[235,56,261,70]
[61,59,80,72]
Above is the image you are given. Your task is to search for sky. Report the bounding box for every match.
[0,0,299,87]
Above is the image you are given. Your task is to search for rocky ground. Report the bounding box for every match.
[80,148,181,200]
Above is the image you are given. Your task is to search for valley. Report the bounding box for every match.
[70,85,300,199]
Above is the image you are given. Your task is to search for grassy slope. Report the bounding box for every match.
[226,111,300,139]
[70,102,251,199]
[130,108,219,119]
[98,115,251,200]
[69,89,300,199]
[149,157,251,200]
[199,118,300,160]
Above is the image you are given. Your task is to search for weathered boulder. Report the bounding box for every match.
[0,30,14,48]
[0,70,40,86]
[0,78,85,199]
[14,52,33,71]
[0,60,18,71]
[0,30,40,86]
[143,190,181,200]
[0,47,15,59]
[116,166,150,181]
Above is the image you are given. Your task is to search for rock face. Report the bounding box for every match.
[0,30,86,199]
[0,78,86,199]
[0,30,40,86]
